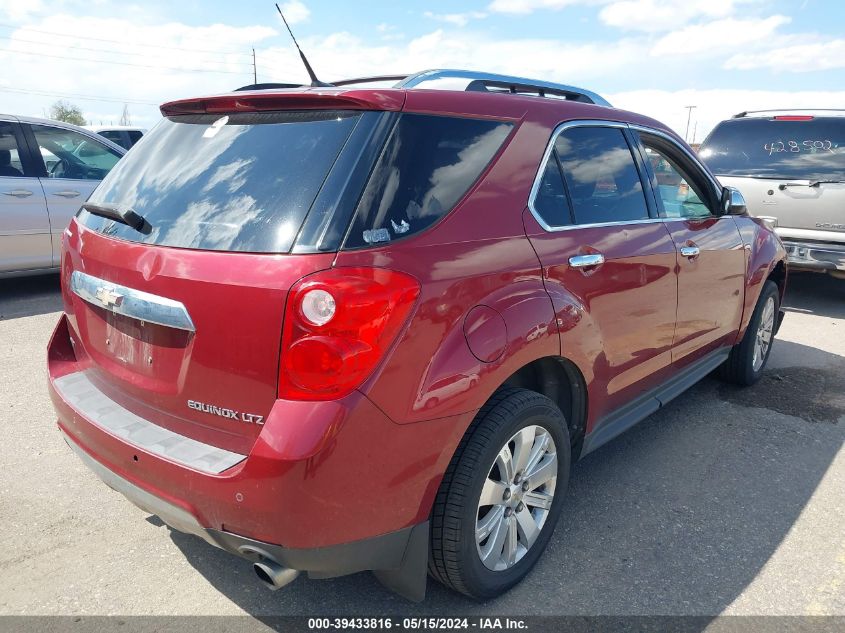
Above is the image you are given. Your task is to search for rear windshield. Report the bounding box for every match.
[700,116,845,180]
[81,111,361,253]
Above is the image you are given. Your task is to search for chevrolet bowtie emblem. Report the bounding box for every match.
[95,286,124,308]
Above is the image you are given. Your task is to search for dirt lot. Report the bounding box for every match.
[0,272,842,617]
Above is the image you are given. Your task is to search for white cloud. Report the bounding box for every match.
[487,0,594,15]
[725,39,845,72]
[599,0,738,33]
[650,16,790,57]
[278,1,310,24]
[424,11,488,27]
[0,0,45,22]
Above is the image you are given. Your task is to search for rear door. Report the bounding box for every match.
[633,129,746,367]
[0,119,52,273]
[700,115,845,242]
[523,122,678,420]
[25,123,123,266]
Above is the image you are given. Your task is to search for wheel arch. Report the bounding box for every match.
[497,355,588,457]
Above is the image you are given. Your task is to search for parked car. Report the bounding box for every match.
[48,69,787,601]
[700,110,844,279]
[0,115,125,278]
[85,125,147,150]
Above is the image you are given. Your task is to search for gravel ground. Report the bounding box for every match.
[0,272,842,618]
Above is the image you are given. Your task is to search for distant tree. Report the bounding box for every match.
[119,104,131,126]
[49,100,86,126]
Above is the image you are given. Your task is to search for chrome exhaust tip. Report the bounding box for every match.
[253,559,300,591]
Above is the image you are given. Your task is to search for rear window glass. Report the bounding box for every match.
[555,127,649,225]
[700,117,845,180]
[81,111,361,253]
[344,113,512,248]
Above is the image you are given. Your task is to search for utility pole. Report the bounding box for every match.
[252,48,257,84]
[692,121,698,146]
[684,105,697,143]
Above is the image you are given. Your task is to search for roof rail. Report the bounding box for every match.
[733,108,845,118]
[394,69,611,106]
[233,69,611,107]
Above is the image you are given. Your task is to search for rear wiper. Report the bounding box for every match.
[779,180,844,190]
[81,202,146,231]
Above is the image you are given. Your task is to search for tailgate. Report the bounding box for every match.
[61,221,333,456]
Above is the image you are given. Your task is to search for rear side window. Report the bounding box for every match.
[532,156,573,227]
[81,111,361,253]
[127,130,143,145]
[99,130,129,149]
[700,116,845,180]
[555,127,649,225]
[344,114,512,248]
[0,122,25,177]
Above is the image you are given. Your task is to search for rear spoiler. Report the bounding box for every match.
[160,90,406,116]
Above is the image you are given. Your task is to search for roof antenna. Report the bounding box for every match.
[275,3,333,87]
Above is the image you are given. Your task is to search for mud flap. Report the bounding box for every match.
[373,521,429,602]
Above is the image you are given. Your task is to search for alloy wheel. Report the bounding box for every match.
[475,425,558,571]
[753,296,776,371]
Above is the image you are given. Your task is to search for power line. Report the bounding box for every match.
[0,33,253,69]
[0,86,160,106]
[1,47,251,75]
[0,22,258,58]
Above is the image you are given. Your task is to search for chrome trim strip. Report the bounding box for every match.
[54,372,246,475]
[70,270,195,332]
[395,69,612,107]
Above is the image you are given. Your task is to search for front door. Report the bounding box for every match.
[523,123,678,426]
[633,130,746,367]
[0,120,51,273]
[26,123,122,266]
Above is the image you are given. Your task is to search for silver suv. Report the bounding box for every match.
[700,110,845,279]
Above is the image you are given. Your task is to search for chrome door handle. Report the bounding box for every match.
[2,189,33,198]
[569,253,605,268]
[53,190,81,198]
[680,245,700,258]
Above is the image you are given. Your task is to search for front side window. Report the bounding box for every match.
[344,113,513,248]
[31,124,122,180]
[0,122,25,178]
[554,127,649,225]
[641,142,712,219]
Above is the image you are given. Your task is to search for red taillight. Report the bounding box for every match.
[772,115,814,121]
[279,267,420,400]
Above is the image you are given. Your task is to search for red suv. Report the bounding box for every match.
[48,70,787,601]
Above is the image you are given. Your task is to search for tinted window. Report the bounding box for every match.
[641,142,712,219]
[345,114,512,248]
[555,127,648,224]
[99,130,129,149]
[127,130,143,145]
[532,154,572,227]
[81,111,361,253]
[700,117,845,180]
[0,122,25,177]
[31,124,122,180]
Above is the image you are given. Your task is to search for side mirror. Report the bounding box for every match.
[721,186,747,216]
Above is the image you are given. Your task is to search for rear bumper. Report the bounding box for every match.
[48,314,469,588]
[61,429,424,582]
[782,240,845,272]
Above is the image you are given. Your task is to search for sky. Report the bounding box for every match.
[1,0,844,140]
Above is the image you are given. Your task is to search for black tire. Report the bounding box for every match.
[428,387,571,599]
[720,280,780,386]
